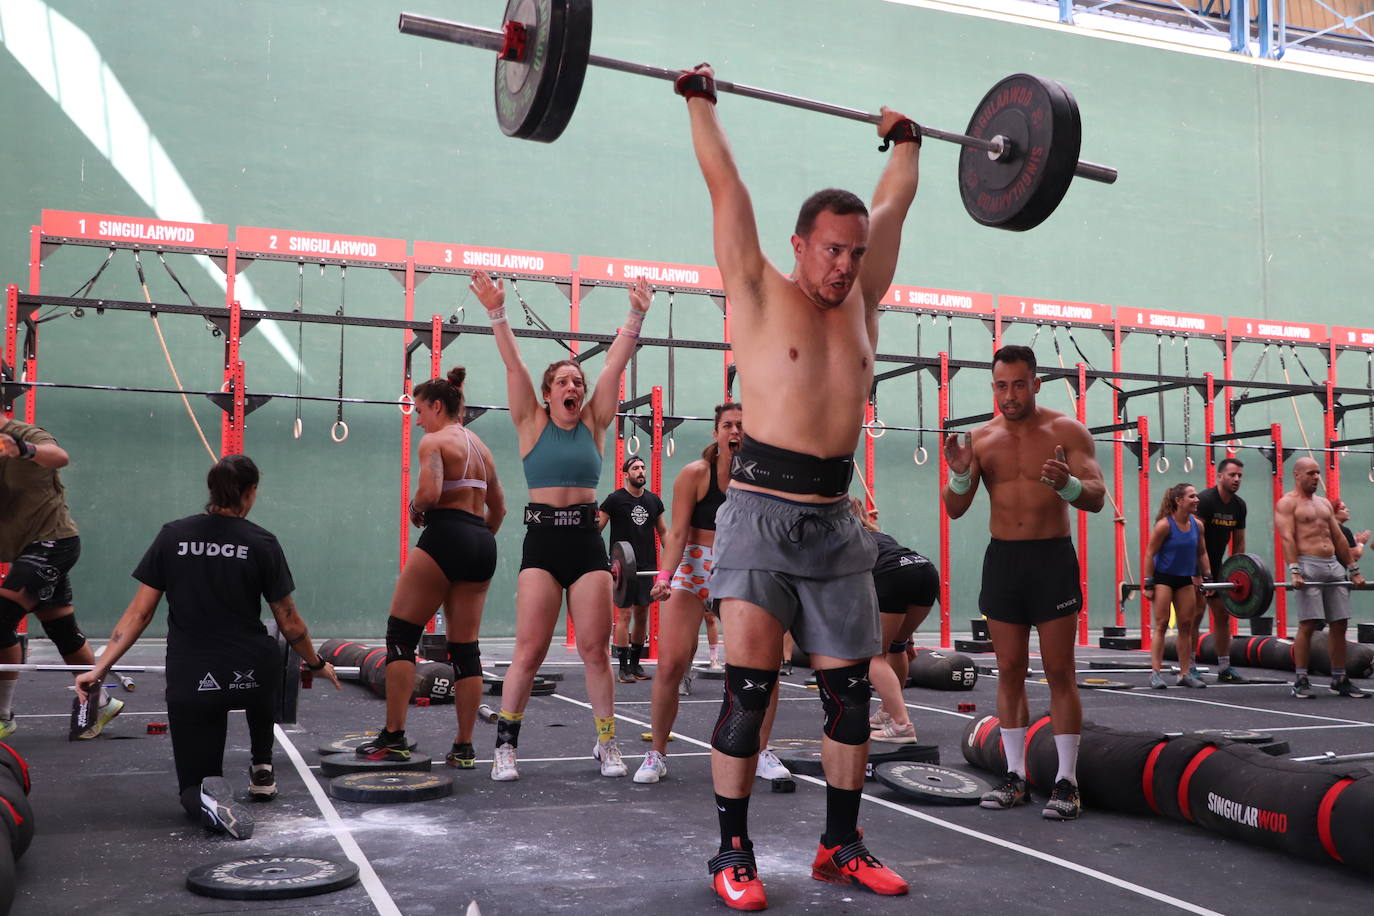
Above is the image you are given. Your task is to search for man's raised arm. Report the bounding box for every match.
[860,108,922,309]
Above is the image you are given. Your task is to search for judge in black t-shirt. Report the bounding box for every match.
[76,456,339,840]
[598,457,666,682]
[1334,499,1370,563]
[1194,457,1248,683]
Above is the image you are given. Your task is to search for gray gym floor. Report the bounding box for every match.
[6,633,1373,915]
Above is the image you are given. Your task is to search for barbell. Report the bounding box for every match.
[397,0,1118,231]
[0,663,363,680]
[1120,552,1367,620]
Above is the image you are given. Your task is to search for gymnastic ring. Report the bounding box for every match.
[331,420,350,443]
[866,419,887,439]
[627,434,640,456]
[397,393,414,416]
[665,437,675,458]
[913,446,929,466]
[1155,454,1170,474]
[292,417,302,440]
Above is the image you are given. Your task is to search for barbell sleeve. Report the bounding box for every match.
[396,12,1117,185]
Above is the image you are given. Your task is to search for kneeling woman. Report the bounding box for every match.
[357,368,505,767]
[472,269,650,781]
[1143,483,1209,690]
[76,456,340,839]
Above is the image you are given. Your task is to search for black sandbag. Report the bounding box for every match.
[908,649,977,691]
[1308,631,1374,679]
[0,825,14,915]
[0,769,32,859]
[413,660,457,703]
[1145,735,1214,822]
[1077,725,1168,817]
[960,713,1053,780]
[1186,743,1369,862]
[1023,717,1058,791]
[1327,771,1374,870]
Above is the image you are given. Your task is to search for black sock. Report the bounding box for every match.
[715,793,751,851]
[496,714,522,749]
[615,646,629,669]
[382,727,405,745]
[822,784,863,848]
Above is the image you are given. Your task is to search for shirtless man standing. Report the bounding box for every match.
[941,345,1105,820]
[1275,457,1368,699]
[676,63,920,908]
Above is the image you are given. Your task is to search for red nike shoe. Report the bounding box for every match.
[708,839,767,911]
[811,829,909,896]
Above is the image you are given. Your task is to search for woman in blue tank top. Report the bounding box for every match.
[471,269,652,783]
[1142,483,1211,689]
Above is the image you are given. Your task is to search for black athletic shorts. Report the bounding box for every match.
[1151,572,1194,591]
[979,537,1081,626]
[2,536,80,612]
[520,527,610,589]
[874,559,939,613]
[416,509,497,583]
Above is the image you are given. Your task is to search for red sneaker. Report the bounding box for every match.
[708,840,768,911]
[810,830,909,896]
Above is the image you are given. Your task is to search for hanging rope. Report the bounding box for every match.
[293,262,305,439]
[914,314,927,466]
[666,291,676,458]
[133,251,216,462]
[1182,336,1193,473]
[1051,325,1076,404]
[1154,334,1169,473]
[1276,345,1313,458]
[331,266,349,443]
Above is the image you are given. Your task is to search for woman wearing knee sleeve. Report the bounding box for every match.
[357,367,505,768]
[471,269,650,781]
[75,455,340,839]
[636,404,789,784]
[1143,483,1209,689]
[850,499,935,743]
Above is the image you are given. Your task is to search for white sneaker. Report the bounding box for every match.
[593,739,628,777]
[78,696,124,740]
[755,748,791,781]
[634,749,668,784]
[679,669,694,697]
[707,655,723,671]
[490,743,520,781]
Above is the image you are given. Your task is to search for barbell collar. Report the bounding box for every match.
[397,12,1118,185]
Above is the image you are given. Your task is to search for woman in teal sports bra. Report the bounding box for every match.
[471,269,652,782]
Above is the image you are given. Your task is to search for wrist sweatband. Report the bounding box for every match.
[877,118,923,152]
[16,439,35,460]
[488,306,508,325]
[1349,565,1361,577]
[674,72,717,104]
[307,658,326,671]
[1144,577,1154,589]
[622,308,647,339]
[1057,475,1083,502]
[948,468,972,495]
[1288,563,1301,576]
[654,571,672,585]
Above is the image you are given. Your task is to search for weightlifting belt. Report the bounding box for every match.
[523,502,598,530]
[729,435,855,499]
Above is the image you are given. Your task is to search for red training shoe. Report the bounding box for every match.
[708,839,768,911]
[810,829,909,896]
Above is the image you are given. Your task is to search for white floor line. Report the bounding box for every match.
[997,672,1374,726]
[552,694,1220,913]
[1258,722,1374,733]
[273,724,401,916]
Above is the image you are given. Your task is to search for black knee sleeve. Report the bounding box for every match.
[711,665,777,758]
[0,597,24,649]
[447,641,482,680]
[40,613,86,657]
[385,616,422,665]
[816,661,872,746]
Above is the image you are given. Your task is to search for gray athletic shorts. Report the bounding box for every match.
[1295,555,1351,623]
[709,489,881,660]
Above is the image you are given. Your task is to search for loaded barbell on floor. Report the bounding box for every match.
[1119,552,1368,620]
[0,663,364,681]
[397,0,1118,231]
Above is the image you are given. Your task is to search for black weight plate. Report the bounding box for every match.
[495,0,592,142]
[319,753,432,777]
[958,74,1081,231]
[187,855,360,901]
[1220,552,1274,619]
[1078,678,1133,690]
[1189,728,1274,745]
[486,676,556,696]
[328,770,454,804]
[775,739,940,781]
[692,666,725,680]
[873,762,986,805]
[610,540,635,609]
[318,734,418,757]
[1258,741,1291,756]
[1088,659,1154,671]
[492,662,565,681]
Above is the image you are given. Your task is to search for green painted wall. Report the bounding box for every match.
[0,0,1371,639]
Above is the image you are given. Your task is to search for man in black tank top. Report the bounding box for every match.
[599,458,667,681]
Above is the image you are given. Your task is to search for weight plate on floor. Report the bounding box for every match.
[186,855,360,901]
[495,0,593,142]
[1088,659,1153,671]
[1190,728,1274,744]
[873,762,986,805]
[1078,678,1133,690]
[775,739,940,781]
[328,770,454,804]
[486,675,556,696]
[318,734,418,757]
[958,73,1081,231]
[319,753,432,777]
[692,666,725,680]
